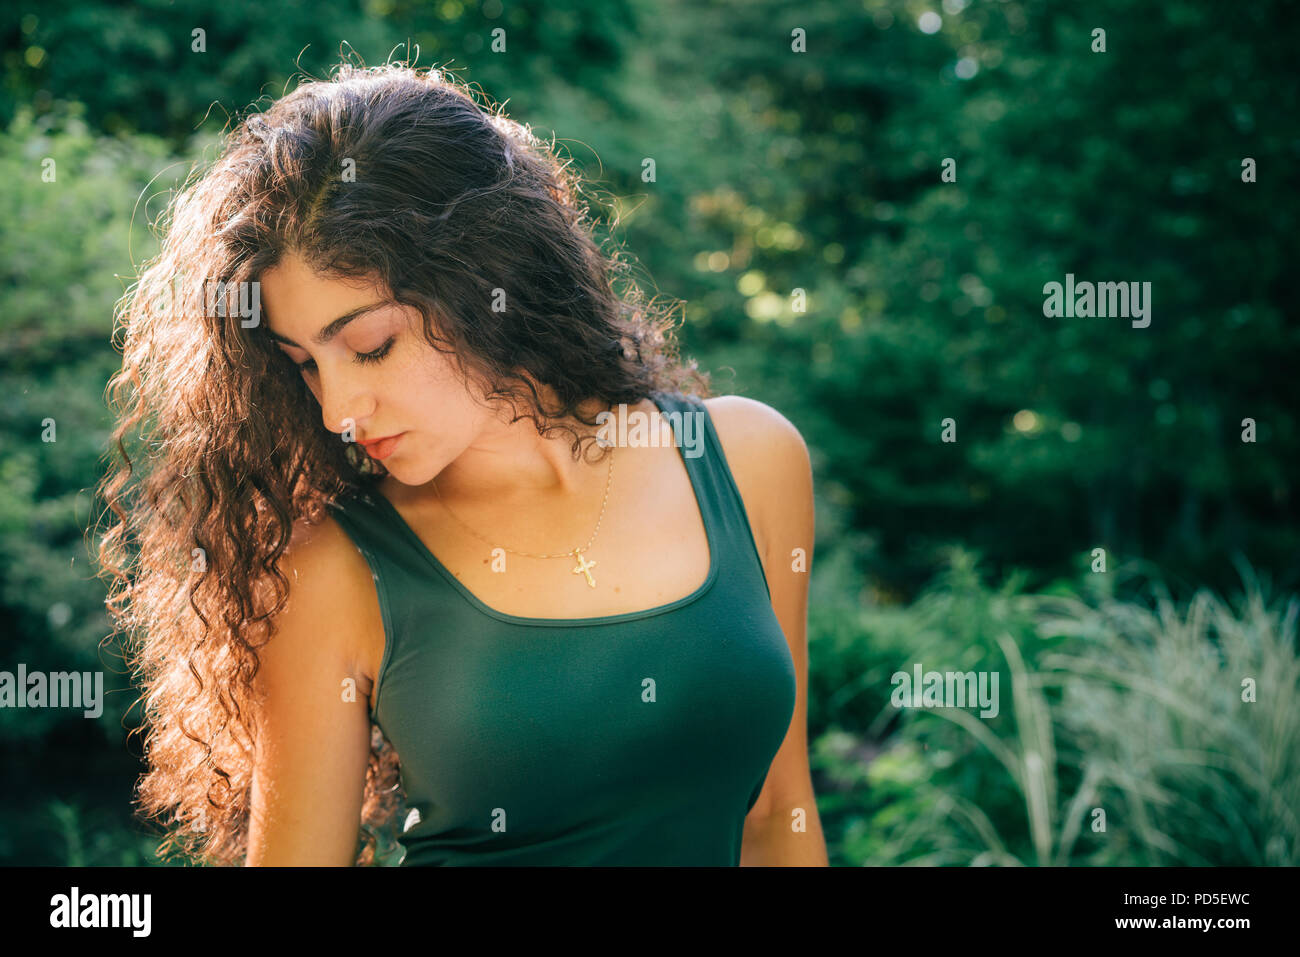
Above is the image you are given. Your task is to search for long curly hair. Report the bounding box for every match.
[94,61,712,865]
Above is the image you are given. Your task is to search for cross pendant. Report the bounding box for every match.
[571,548,598,588]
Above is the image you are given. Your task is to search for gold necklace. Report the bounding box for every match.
[430,447,614,588]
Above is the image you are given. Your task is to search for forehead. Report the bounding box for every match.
[259,254,389,340]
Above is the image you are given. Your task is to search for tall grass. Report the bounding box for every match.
[814,548,1300,866]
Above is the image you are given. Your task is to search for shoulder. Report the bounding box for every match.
[281,505,370,590]
[701,395,808,457]
[267,507,382,680]
[700,395,814,559]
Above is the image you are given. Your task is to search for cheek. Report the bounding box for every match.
[398,343,464,399]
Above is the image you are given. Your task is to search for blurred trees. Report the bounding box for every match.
[5,0,1294,599]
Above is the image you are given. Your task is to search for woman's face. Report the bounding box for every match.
[259,251,494,485]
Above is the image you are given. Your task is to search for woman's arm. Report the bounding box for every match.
[245,517,377,866]
[707,396,829,865]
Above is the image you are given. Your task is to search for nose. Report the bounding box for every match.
[316,369,376,439]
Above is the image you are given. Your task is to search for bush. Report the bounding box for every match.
[813,548,1300,866]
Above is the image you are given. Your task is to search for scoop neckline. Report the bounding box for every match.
[364,391,720,628]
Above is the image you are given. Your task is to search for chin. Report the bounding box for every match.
[379,456,433,486]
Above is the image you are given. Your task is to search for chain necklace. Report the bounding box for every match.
[430,447,614,588]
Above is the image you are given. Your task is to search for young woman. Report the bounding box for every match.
[98,62,825,866]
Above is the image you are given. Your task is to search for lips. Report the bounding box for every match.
[359,433,404,460]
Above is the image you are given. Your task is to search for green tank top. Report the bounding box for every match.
[326,390,796,865]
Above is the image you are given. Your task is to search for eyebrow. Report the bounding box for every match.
[265,301,390,348]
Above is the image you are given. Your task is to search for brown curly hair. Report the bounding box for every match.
[94,61,712,865]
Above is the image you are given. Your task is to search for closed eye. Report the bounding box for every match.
[294,337,395,373]
[353,337,396,366]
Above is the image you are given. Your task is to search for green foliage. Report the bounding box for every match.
[677,0,1299,598]
[0,104,174,743]
[7,1,1295,598]
[814,547,1300,866]
[35,798,164,866]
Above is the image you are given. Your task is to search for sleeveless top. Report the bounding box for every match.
[326,390,797,865]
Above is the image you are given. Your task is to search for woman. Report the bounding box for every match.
[97,62,825,866]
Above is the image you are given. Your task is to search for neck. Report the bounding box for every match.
[415,392,616,511]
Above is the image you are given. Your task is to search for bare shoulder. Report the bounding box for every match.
[702,394,812,486]
[267,508,383,686]
[702,395,807,452]
[701,395,814,559]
